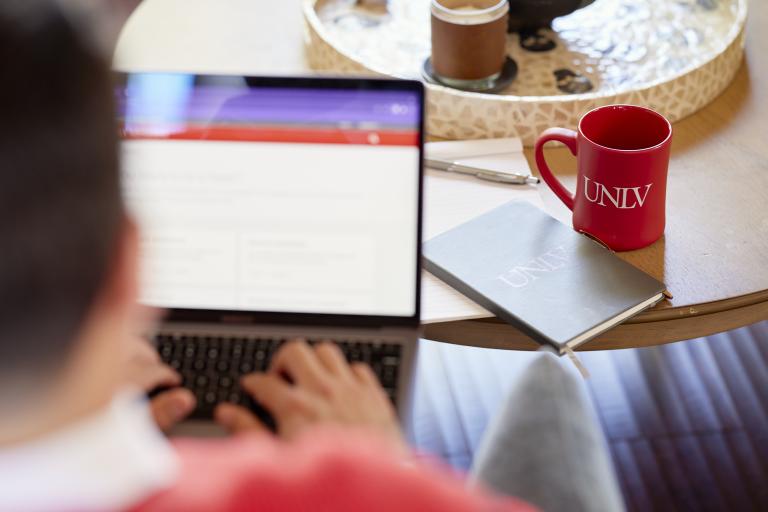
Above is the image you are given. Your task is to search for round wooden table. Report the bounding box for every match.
[117,0,768,351]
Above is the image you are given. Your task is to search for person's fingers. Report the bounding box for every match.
[131,337,161,364]
[351,362,380,388]
[150,388,196,432]
[148,364,180,388]
[269,339,329,391]
[136,363,180,392]
[314,341,352,378]
[214,403,268,435]
[242,373,312,419]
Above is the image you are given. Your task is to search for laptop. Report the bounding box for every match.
[115,73,424,433]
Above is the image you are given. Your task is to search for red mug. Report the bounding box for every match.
[534,104,672,251]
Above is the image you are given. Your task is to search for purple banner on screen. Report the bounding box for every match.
[117,74,421,130]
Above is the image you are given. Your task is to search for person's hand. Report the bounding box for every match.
[215,340,407,453]
[124,337,196,432]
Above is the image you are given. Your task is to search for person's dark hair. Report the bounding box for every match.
[0,1,123,383]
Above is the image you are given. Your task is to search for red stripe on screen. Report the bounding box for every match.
[123,124,419,146]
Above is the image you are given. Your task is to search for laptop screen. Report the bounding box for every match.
[117,74,423,321]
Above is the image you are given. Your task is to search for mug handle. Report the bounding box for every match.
[534,128,579,211]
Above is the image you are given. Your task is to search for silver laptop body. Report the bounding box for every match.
[117,73,425,434]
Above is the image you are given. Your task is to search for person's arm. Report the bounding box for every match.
[133,340,537,512]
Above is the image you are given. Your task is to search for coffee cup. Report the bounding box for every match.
[534,105,673,252]
[430,0,509,91]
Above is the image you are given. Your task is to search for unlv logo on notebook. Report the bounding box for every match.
[583,176,653,209]
[497,245,569,289]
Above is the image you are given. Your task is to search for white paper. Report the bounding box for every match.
[425,137,523,160]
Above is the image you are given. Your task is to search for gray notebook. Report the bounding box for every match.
[423,201,666,353]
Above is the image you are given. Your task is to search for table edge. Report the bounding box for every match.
[421,292,768,350]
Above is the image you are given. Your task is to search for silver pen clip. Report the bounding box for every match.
[473,170,540,185]
[426,158,539,185]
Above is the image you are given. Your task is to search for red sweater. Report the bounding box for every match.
[133,430,536,512]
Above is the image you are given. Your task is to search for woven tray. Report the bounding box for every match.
[304,0,747,145]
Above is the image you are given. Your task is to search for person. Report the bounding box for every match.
[0,1,624,511]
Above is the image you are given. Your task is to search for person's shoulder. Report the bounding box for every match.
[130,429,536,512]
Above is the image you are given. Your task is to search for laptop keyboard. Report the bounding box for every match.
[153,334,403,430]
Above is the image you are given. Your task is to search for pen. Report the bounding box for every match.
[426,158,540,185]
